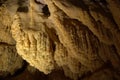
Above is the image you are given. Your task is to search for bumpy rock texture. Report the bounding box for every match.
[0,5,23,78]
[0,0,120,80]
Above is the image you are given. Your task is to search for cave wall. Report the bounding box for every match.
[0,0,120,80]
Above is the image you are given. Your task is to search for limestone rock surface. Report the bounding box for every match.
[0,0,120,80]
[0,5,23,77]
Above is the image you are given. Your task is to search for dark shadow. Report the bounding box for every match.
[17,6,29,13]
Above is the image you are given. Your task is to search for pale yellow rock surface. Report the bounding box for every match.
[0,6,15,44]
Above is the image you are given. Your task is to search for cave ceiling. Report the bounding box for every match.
[0,0,120,80]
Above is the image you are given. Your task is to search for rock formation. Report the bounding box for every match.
[0,0,120,80]
[0,5,23,78]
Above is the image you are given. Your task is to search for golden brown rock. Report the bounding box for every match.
[0,0,120,80]
[0,5,23,77]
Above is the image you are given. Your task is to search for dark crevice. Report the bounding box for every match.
[44,23,60,43]
[0,0,7,5]
[0,71,10,79]
[3,60,28,79]
[68,0,88,10]
[89,0,120,31]
[47,69,72,80]
[81,60,120,80]
[44,26,59,56]
[0,3,2,6]
[34,0,44,5]
[52,42,56,54]
[79,61,113,79]
[90,0,108,5]
[12,60,28,77]
[42,5,50,17]
[34,0,50,16]
[17,6,29,13]
[0,42,15,46]
[111,45,120,61]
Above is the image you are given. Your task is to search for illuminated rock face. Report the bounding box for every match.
[0,0,120,80]
[0,5,23,77]
[11,14,55,74]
